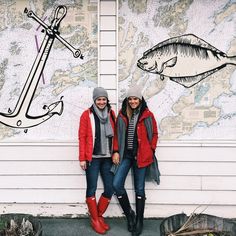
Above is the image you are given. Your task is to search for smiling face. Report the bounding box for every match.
[95,96,107,110]
[128,96,141,110]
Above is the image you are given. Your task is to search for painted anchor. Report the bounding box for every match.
[0,5,83,129]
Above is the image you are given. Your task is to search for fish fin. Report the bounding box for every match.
[170,68,222,88]
[145,34,226,56]
[159,57,177,74]
[165,57,177,67]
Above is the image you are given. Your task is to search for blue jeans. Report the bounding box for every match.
[86,158,114,198]
[113,156,147,197]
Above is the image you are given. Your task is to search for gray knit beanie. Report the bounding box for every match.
[126,85,143,100]
[93,87,108,101]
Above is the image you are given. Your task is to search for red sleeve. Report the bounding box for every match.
[151,113,158,151]
[78,110,89,161]
[112,117,119,153]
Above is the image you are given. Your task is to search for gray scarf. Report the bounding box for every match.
[93,104,114,155]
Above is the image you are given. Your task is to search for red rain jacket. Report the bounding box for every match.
[78,108,116,162]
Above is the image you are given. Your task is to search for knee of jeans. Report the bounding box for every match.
[86,186,97,198]
[135,188,145,197]
[112,180,118,193]
[86,191,96,198]
[103,191,113,199]
[103,186,114,199]
[113,178,123,193]
[113,181,126,196]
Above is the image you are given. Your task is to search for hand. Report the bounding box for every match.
[80,161,87,170]
[112,152,120,165]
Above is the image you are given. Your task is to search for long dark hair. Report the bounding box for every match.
[107,99,111,111]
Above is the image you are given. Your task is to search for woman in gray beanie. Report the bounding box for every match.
[79,87,116,234]
[112,85,158,236]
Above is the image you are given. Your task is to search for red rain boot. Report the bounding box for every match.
[97,195,111,230]
[86,196,106,234]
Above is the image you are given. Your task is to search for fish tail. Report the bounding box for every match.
[227,56,236,65]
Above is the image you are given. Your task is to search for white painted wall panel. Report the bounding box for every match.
[100,32,116,45]
[0,145,77,160]
[160,162,236,176]
[157,146,236,162]
[0,161,80,175]
[100,61,116,74]
[0,175,201,191]
[0,176,84,189]
[2,145,235,162]
[202,176,236,190]
[100,46,116,60]
[100,16,116,30]
[1,160,235,176]
[100,1,116,15]
[1,188,236,206]
[100,75,116,89]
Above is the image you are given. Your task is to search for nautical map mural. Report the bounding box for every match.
[0,0,97,142]
[119,0,236,141]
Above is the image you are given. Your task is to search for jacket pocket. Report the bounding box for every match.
[138,139,153,164]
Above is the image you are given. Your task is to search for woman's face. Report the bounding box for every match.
[128,96,141,110]
[95,96,107,110]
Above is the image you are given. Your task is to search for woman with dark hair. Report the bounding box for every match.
[79,87,116,234]
[112,85,158,236]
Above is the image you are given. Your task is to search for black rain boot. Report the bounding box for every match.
[117,193,136,232]
[133,195,145,236]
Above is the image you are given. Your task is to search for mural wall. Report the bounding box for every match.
[119,0,236,141]
[0,0,97,142]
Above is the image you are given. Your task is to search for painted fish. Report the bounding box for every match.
[137,34,236,88]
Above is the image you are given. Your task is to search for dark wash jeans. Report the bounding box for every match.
[86,157,114,198]
[113,153,147,197]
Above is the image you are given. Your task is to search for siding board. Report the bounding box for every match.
[100,61,116,74]
[202,176,236,190]
[100,1,116,15]
[100,16,116,30]
[0,189,235,205]
[0,175,201,190]
[100,46,116,60]
[157,146,236,162]
[0,160,235,176]
[100,32,116,45]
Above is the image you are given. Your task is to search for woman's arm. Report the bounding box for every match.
[151,113,158,151]
[78,110,88,162]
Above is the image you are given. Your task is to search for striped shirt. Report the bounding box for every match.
[127,110,139,150]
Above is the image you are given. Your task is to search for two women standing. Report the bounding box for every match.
[79,85,158,235]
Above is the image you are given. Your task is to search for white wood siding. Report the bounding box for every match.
[1,142,236,218]
[0,0,236,219]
